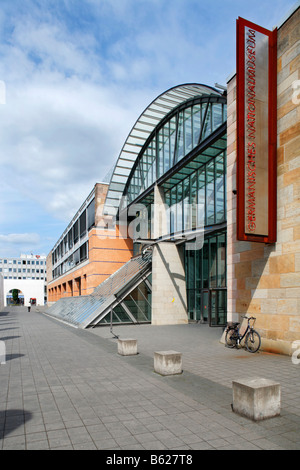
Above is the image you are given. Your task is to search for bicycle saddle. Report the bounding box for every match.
[227,321,240,328]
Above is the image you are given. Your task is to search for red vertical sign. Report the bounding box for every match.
[236,17,277,243]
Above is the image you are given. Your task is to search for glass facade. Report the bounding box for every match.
[99,277,152,324]
[126,98,226,204]
[51,197,95,280]
[123,93,227,326]
[47,86,227,328]
[104,84,222,218]
[162,153,226,235]
[185,231,226,325]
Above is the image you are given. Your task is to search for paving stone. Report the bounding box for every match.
[26,440,50,450]
[1,307,300,450]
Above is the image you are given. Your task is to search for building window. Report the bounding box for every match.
[73,220,79,245]
[160,153,225,238]
[80,210,87,239]
[185,230,226,326]
[126,98,226,203]
[64,235,68,254]
[80,242,88,262]
[87,198,95,230]
[74,249,80,265]
[68,228,73,250]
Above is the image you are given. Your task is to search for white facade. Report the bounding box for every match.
[0,253,47,281]
[0,253,47,307]
[4,279,45,307]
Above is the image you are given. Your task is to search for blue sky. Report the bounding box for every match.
[0,0,298,257]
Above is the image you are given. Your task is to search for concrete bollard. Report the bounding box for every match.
[118,338,138,356]
[232,377,281,421]
[154,350,182,376]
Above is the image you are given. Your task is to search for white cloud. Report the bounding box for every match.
[0,232,43,259]
[0,8,148,223]
[0,76,146,220]
[0,0,296,257]
[0,233,40,245]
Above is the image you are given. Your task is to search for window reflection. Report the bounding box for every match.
[126,99,226,201]
[161,152,225,237]
[186,230,227,325]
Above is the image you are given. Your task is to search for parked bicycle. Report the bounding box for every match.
[225,315,261,353]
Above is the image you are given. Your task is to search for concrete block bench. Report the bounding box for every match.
[232,377,281,421]
[154,350,182,376]
[118,338,138,356]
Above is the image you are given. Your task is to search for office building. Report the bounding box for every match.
[0,254,47,306]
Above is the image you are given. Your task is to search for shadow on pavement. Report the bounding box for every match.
[0,410,32,438]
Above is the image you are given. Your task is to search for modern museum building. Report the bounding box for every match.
[46,5,300,356]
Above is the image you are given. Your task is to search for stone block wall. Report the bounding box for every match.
[226,7,300,355]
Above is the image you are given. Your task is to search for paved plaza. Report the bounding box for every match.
[0,306,300,450]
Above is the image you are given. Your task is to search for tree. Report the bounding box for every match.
[12,289,19,304]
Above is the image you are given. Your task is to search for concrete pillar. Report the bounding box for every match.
[151,184,188,325]
[152,185,169,239]
[152,186,188,325]
[152,243,188,325]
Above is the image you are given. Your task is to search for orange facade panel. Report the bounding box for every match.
[47,226,133,303]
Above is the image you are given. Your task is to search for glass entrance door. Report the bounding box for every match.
[188,288,226,326]
[185,229,227,326]
[200,290,209,323]
[210,289,226,326]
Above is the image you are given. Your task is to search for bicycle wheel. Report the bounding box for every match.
[245,329,261,353]
[225,329,237,348]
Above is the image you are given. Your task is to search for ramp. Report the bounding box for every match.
[46,254,152,328]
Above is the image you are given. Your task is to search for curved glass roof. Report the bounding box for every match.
[104,83,223,216]
[125,95,227,207]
